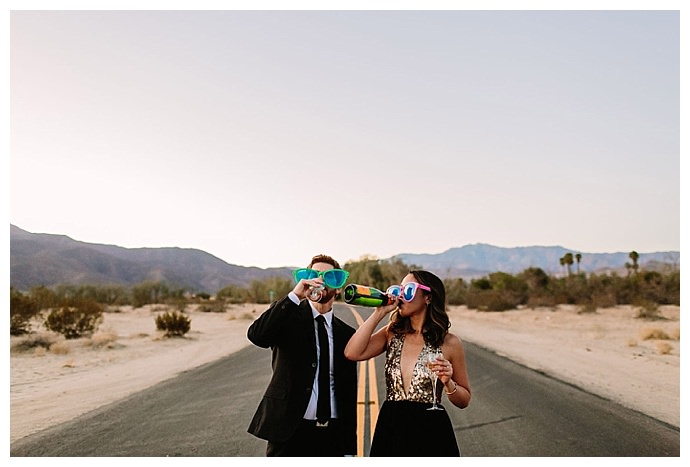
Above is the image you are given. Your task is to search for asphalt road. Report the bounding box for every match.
[10,305,680,457]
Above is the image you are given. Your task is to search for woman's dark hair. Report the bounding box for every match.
[389,270,450,348]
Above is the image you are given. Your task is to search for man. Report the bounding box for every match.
[247,254,358,456]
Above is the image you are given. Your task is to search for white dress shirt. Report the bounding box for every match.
[288,292,337,420]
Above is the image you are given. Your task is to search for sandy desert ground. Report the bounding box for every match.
[8,302,681,445]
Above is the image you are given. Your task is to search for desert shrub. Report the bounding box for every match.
[54,284,128,305]
[216,284,250,304]
[131,281,171,308]
[465,272,527,311]
[44,299,104,339]
[519,267,550,292]
[49,341,71,355]
[655,342,673,355]
[228,311,256,320]
[155,311,191,337]
[634,300,663,320]
[660,270,680,305]
[10,332,59,353]
[591,293,617,309]
[89,331,118,348]
[669,327,680,340]
[10,287,42,335]
[169,299,188,313]
[466,289,521,311]
[28,285,60,310]
[565,274,590,304]
[444,278,468,306]
[246,277,294,304]
[638,327,670,341]
[197,300,227,313]
[525,294,558,308]
[577,302,598,314]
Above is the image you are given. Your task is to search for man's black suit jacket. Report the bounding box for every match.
[246,296,358,454]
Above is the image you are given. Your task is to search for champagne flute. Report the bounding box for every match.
[426,350,444,411]
[308,284,325,302]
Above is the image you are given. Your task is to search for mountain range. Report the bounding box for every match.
[10,224,680,294]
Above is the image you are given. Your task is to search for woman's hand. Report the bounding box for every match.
[431,356,454,386]
[374,295,399,316]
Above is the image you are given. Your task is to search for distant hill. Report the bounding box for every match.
[10,225,293,293]
[10,225,680,293]
[392,243,680,279]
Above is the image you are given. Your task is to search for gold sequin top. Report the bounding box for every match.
[384,333,441,402]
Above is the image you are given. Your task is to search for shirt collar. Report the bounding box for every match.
[309,302,333,327]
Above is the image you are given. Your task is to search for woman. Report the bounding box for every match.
[344,270,471,456]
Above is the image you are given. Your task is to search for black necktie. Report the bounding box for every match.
[315,315,331,423]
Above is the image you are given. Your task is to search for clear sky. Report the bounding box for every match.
[7,2,683,269]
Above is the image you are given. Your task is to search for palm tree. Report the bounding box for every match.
[629,251,640,275]
[564,252,574,276]
[575,253,582,274]
[559,256,566,276]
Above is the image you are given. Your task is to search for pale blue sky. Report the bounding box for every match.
[8,3,682,268]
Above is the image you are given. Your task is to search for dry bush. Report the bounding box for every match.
[11,332,59,353]
[634,301,663,320]
[577,302,598,314]
[227,306,257,321]
[44,301,103,339]
[638,327,670,341]
[228,311,256,320]
[626,338,638,347]
[197,301,227,313]
[89,331,118,348]
[49,341,71,355]
[526,295,558,308]
[669,327,680,340]
[655,342,673,355]
[155,310,191,337]
[34,347,47,357]
[590,292,618,309]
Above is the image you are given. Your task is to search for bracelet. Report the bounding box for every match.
[445,381,458,395]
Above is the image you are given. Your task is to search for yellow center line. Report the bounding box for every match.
[367,353,379,431]
[356,361,367,457]
[348,306,379,457]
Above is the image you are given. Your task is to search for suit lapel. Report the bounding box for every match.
[332,318,346,376]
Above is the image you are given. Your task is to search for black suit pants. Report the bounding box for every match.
[266,419,348,457]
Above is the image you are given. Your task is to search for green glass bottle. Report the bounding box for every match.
[343,284,394,307]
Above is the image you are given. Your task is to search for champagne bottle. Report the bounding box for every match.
[343,284,394,307]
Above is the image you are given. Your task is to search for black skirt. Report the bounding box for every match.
[370,400,461,457]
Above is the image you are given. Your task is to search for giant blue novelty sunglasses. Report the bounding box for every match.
[386,282,431,303]
[292,268,350,289]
